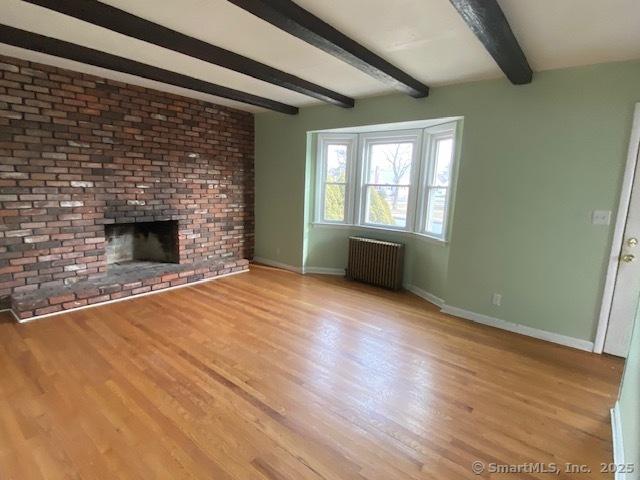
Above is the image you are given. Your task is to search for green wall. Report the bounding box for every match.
[619,303,639,473]
[306,226,451,298]
[255,60,640,342]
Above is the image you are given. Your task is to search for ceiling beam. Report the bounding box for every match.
[0,24,299,114]
[449,0,532,84]
[226,0,429,98]
[21,0,354,108]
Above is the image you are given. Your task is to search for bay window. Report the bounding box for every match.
[315,121,459,241]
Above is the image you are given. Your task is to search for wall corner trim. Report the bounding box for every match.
[304,266,345,275]
[252,258,345,276]
[252,257,304,274]
[440,304,594,352]
[611,402,626,480]
[405,284,445,308]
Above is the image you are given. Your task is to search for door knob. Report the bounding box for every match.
[628,237,638,247]
[622,254,635,263]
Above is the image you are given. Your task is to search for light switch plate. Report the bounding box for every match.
[591,210,612,225]
[492,293,502,306]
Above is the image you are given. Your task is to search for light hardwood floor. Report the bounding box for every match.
[0,265,623,479]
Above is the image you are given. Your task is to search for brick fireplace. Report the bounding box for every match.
[105,220,179,265]
[0,55,254,320]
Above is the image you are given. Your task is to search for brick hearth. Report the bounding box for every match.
[11,258,248,320]
[0,54,254,317]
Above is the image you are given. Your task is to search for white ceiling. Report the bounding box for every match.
[1,0,639,113]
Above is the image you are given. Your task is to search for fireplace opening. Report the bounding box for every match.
[105,220,179,266]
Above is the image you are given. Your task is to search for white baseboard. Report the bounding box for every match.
[10,269,249,324]
[252,257,304,274]
[611,402,626,480]
[304,266,345,275]
[405,284,444,308]
[441,304,594,352]
[245,261,591,353]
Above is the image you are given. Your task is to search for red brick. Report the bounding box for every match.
[131,286,151,295]
[49,293,76,305]
[35,305,62,316]
[110,291,131,300]
[87,295,110,304]
[0,53,253,312]
[63,299,87,309]
[161,273,180,282]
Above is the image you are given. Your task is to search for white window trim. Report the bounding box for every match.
[314,133,357,224]
[417,123,458,240]
[314,121,460,242]
[357,129,422,231]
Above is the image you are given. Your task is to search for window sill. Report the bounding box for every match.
[310,222,449,245]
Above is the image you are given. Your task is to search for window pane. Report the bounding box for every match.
[367,142,414,185]
[365,186,409,227]
[324,183,345,221]
[326,144,348,182]
[425,188,447,236]
[432,137,453,186]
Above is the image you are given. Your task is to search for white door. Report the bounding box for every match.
[603,105,640,357]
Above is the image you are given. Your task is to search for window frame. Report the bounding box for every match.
[314,121,459,242]
[416,123,458,240]
[357,129,422,232]
[314,133,358,225]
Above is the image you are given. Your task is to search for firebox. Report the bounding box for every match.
[105,220,179,266]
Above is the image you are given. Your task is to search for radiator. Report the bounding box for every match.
[346,236,404,290]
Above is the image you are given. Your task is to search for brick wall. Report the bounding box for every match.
[0,54,254,310]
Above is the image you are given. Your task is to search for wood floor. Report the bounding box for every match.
[0,265,623,479]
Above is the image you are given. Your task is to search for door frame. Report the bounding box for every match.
[594,102,640,354]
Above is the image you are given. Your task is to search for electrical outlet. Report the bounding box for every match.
[591,210,612,225]
[276,247,281,257]
[492,293,502,306]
